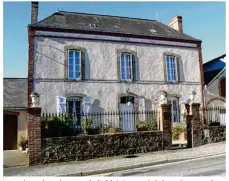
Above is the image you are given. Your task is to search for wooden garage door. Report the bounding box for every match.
[4,115,18,150]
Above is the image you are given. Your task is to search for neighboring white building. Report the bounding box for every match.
[203,54,226,108]
[28,2,204,128]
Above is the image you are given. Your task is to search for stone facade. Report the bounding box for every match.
[33,35,202,113]
[202,126,226,144]
[41,131,162,164]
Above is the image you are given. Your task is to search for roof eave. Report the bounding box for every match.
[28,25,202,43]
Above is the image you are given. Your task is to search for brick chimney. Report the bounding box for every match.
[168,16,183,32]
[31,2,39,24]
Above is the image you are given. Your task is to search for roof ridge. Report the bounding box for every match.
[4,77,27,79]
[204,54,226,65]
[58,10,157,22]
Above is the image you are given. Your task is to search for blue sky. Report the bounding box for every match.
[3,1,226,78]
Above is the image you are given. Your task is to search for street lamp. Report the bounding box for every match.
[189,91,196,103]
[158,91,168,104]
[126,88,132,106]
[30,92,40,107]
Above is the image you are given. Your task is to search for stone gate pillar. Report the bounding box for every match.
[190,103,202,147]
[185,103,193,148]
[28,107,42,165]
[28,92,42,166]
[185,103,202,148]
[157,91,172,150]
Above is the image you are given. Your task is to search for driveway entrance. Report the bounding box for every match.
[4,115,18,150]
[4,150,28,168]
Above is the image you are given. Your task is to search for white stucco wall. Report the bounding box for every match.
[33,35,202,113]
[204,69,226,107]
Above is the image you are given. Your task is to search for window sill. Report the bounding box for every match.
[64,78,84,82]
[119,80,136,83]
[166,81,179,84]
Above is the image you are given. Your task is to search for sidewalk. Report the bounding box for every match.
[4,141,225,176]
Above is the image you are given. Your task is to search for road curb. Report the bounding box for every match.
[79,153,225,176]
[56,152,225,176]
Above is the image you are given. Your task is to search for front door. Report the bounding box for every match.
[120,103,134,132]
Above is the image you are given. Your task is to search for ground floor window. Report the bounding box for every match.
[66,97,82,126]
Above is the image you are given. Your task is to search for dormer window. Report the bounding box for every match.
[150,29,157,33]
[89,24,97,28]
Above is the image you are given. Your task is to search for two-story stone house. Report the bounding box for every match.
[28,2,204,130]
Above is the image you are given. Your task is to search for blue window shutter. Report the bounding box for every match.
[132,55,136,81]
[81,51,85,80]
[56,96,66,114]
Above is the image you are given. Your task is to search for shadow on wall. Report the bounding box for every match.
[91,99,105,127]
[145,99,152,111]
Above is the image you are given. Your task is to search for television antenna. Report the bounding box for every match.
[56,1,59,12]
[156,12,159,22]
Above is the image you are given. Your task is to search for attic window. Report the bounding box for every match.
[150,29,157,33]
[89,24,97,28]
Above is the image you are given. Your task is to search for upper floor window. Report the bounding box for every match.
[120,53,133,81]
[166,55,178,82]
[219,77,226,97]
[68,50,81,80]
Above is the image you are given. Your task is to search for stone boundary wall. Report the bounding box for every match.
[41,131,162,164]
[202,126,226,144]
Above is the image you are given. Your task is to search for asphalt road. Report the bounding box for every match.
[92,154,226,177]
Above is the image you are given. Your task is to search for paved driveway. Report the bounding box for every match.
[4,150,28,168]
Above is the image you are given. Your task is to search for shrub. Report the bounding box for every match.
[81,118,94,134]
[136,121,148,131]
[147,116,157,130]
[172,122,186,140]
[41,113,76,138]
[107,127,122,133]
[100,124,122,134]
[81,117,100,135]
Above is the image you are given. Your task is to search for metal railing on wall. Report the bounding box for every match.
[41,110,159,138]
[200,107,226,126]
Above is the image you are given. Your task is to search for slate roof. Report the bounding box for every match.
[29,11,201,42]
[3,78,27,109]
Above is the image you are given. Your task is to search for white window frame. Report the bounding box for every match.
[120,53,133,81]
[68,50,81,80]
[168,97,180,123]
[166,55,178,82]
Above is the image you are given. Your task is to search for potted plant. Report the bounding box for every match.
[18,136,26,151]
[136,121,148,131]
[172,122,186,141]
